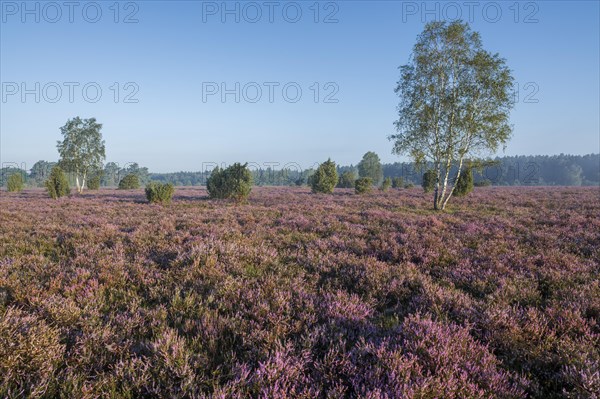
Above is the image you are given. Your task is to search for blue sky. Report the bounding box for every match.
[1,0,599,172]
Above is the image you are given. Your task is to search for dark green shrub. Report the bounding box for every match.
[380,177,392,191]
[45,166,70,199]
[87,175,101,190]
[392,177,404,188]
[207,163,253,202]
[338,171,356,188]
[404,182,415,189]
[475,179,492,187]
[7,173,24,192]
[145,182,175,204]
[294,177,305,186]
[118,174,140,190]
[355,177,373,194]
[454,168,474,196]
[311,159,338,194]
[422,170,436,193]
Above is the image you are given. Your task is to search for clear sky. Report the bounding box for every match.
[1,0,599,172]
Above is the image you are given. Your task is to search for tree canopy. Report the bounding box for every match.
[57,117,106,194]
[390,21,514,210]
[357,152,383,186]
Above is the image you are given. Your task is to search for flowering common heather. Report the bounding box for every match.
[0,187,598,398]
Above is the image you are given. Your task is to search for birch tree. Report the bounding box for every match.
[57,117,106,194]
[390,21,514,210]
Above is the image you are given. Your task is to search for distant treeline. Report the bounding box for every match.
[2,154,599,188]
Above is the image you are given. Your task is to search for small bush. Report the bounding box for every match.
[392,177,404,188]
[380,177,392,191]
[311,159,338,194]
[118,174,140,190]
[45,167,70,199]
[145,182,175,204]
[422,170,436,193]
[207,163,253,202]
[7,173,24,192]
[338,171,356,188]
[454,168,474,197]
[87,175,101,190]
[404,182,415,189]
[475,179,492,187]
[355,177,373,194]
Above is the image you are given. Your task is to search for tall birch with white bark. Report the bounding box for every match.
[390,21,514,210]
[57,117,106,194]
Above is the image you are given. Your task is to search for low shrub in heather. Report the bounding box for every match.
[87,175,101,190]
[145,182,175,204]
[311,159,338,194]
[355,177,373,194]
[45,166,70,199]
[207,163,253,202]
[422,169,436,193]
[7,173,24,192]
[475,179,492,187]
[380,177,392,191]
[392,177,404,188]
[338,171,356,188]
[118,174,140,190]
[454,167,474,197]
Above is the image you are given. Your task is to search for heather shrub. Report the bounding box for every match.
[338,170,356,188]
[454,167,474,196]
[86,175,101,190]
[311,159,338,194]
[207,163,253,202]
[0,307,64,398]
[118,174,140,190]
[380,177,392,191]
[0,186,598,397]
[145,182,175,204]
[355,177,373,194]
[6,173,24,192]
[422,169,436,193]
[45,166,70,199]
[392,176,404,188]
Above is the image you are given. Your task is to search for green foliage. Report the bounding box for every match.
[118,174,140,190]
[404,182,415,189]
[311,159,338,194]
[338,171,356,188]
[392,177,404,188]
[145,182,175,204]
[380,177,392,191]
[87,176,101,190]
[391,21,514,210]
[358,152,383,185]
[87,171,103,190]
[207,163,253,202]
[454,168,474,197]
[422,170,436,193]
[7,173,24,192]
[57,117,106,193]
[475,179,492,187]
[355,177,373,194]
[45,166,70,199]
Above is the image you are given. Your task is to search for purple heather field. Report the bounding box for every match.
[0,186,599,398]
